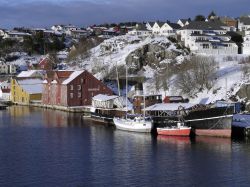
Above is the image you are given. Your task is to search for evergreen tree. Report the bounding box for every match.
[194,15,206,21]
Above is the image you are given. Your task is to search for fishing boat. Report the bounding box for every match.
[157,122,191,136]
[145,102,236,138]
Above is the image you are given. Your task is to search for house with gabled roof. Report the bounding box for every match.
[11,78,43,104]
[128,23,151,36]
[3,31,31,42]
[37,56,55,71]
[219,16,237,30]
[180,21,238,54]
[42,70,113,107]
[146,22,155,31]
[152,21,181,36]
[242,29,250,54]
[238,16,250,31]
[0,61,8,74]
[17,70,45,79]
[177,19,190,27]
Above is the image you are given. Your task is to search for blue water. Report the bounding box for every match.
[0,106,250,187]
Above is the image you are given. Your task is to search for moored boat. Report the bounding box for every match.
[145,102,236,138]
[157,123,191,136]
[113,116,152,133]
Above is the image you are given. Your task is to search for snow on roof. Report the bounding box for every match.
[92,94,119,101]
[51,80,58,84]
[17,70,44,78]
[144,103,196,111]
[17,79,43,94]
[62,70,84,85]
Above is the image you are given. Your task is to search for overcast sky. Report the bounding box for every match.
[0,0,249,28]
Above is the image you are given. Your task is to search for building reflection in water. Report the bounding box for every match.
[7,106,83,128]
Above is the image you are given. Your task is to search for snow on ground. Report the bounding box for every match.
[67,35,250,105]
[74,35,175,79]
[188,54,248,104]
[6,54,43,66]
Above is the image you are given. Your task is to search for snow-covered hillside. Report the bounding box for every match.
[68,34,250,105]
[70,35,185,78]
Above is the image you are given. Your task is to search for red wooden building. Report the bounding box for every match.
[37,57,55,71]
[42,70,113,107]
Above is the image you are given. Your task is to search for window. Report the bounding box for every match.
[78,85,81,90]
[202,44,209,49]
[70,85,74,90]
[78,92,82,98]
[70,93,74,99]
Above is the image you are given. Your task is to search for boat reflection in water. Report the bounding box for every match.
[157,135,191,145]
[193,136,232,153]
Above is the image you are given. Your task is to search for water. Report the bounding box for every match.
[0,106,250,187]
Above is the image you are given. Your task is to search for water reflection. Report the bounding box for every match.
[157,135,191,145]
[194,136,232,153]
[2,106,83,128]
[0,106,250,186]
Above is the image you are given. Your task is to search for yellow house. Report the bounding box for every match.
[11,78,43,104]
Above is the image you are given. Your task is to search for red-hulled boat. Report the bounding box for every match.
[157,123,191,136]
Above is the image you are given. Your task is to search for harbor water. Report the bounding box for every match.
[0,106,250,186]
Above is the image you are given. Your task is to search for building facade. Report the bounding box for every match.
[42,70,113,107]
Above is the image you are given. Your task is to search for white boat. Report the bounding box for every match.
[113,65,153,133]
[113,116,152,133]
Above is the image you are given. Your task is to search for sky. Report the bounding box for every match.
[0,0,249,29]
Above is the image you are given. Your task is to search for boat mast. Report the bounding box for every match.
[143,87,146,120]
[126,64,128,119]
[110,54,121,96]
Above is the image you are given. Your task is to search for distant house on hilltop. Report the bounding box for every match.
[3,30,31,42]
[177,19,191,27]
[128,23,151,36]
[242,29,250,54]
[37,56,55,71]
[180,21,238,54]
[219,16,237,30]
[238,16,250,31]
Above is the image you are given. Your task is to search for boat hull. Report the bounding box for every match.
[186,115,233,138]
[113,118,152,133]
[157,127,191,136]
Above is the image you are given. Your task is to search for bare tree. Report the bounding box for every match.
[176,56,218,96]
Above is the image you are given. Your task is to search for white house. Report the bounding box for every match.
[180,21,238,55]
[70,29,89,39]
[3,31,31,42]
[128,24,151,36]
[0,29,6,37]
[0,61,8,74]
[8,64,17,74]
[238,16,250,31]
[146,22,155,31]
[63,25,78,36]
[177,19,190,27]
[0,81,10,101]
[152,21,181,36]
[242,29,250,54]
[51,25,64,32]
